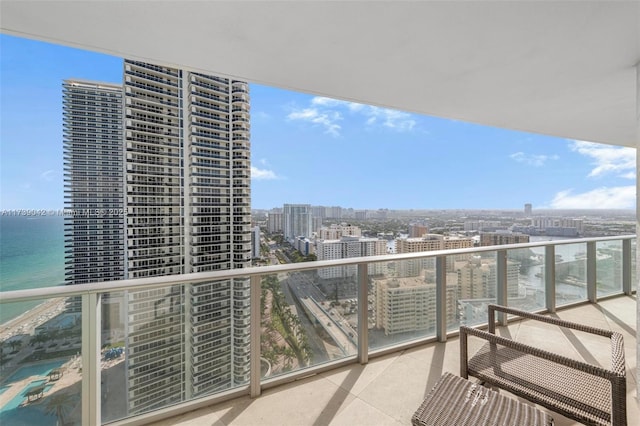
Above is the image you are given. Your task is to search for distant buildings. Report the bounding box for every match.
[267,208,283,233]
[524,203,532,216]
[283,204,312,242]
[316,235,387,280]
[318,224,362,240]
[354,210,368,220]
[479,231,529,246]
[454,257,520,299]
[295,236,313,256]
[373,254,520,336]
[395,234,474,253]
[408,223,428,238]
[374,277,457,335]
[532,217,583,236]
[395,234,474,278]
[463,220,502,232]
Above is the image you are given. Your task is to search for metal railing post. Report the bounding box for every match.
[622,239,632,295]
[545,244,556,313]
[436,255,447,342]
[250,275,262,398]
[357,263,369,364]
[587,241,597,303]
[82,293,101,426]
[496,249,508,326]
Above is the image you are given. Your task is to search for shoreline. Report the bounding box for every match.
[0,298,67,342]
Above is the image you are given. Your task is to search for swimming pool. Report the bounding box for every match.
[2,359,66,383]
[1,379,49,412]
[0,379,59,425]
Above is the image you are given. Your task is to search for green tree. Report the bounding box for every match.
[8,340,22,353]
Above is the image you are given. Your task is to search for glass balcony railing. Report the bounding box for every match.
[0,235,635,425]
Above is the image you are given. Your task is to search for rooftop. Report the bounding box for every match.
[151,295,638,426]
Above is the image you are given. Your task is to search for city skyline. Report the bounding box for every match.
[1,34,637,212]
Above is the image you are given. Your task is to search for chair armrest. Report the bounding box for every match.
[488,304,613,338]
[487,305,625,375]
[460,325,621,380]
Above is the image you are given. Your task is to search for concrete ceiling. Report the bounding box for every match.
[2,1,639,147]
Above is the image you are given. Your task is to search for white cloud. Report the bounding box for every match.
[509,152,559,167]
[311,96,364,112]
[366,106,416,131]
[287,107,342,136]
[40,170,56,181]
[550,186,636,209]
[570,140,635,179]
[288,96,417,136]
[251,166,279,180]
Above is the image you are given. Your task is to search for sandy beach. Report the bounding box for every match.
[0,298,67,342]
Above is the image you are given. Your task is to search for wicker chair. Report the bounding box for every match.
[460,304,627,426]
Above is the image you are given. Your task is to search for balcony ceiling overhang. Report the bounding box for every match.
[2,1,639,147]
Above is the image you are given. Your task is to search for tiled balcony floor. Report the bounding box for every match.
[154,296,638,426]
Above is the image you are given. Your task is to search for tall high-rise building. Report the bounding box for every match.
[267,208,283,233]
[524,203,532,216]
[123,60,252,414]
[65,61,252,415]
[283,204,312,242]
[63,80,125,286]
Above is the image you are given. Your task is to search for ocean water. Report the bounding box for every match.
[0,216,65,324]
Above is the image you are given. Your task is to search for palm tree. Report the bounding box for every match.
[8,340,22,353]
[30,332,50,348]
[44,392,75,426]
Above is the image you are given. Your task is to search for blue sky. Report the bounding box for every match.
[1,34,636,211]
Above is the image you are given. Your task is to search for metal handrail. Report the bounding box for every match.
[0,234,634,303]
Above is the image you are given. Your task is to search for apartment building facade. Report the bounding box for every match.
[122,60,252,414]
[395,234,474,277]
[63,80,125,286]
[316,236,387,280]
[318,223,362,240]
[479,231,530,247]
[283,204,312,242]
[267,208,283,233]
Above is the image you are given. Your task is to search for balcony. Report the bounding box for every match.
[0,236,636,425]
[151,295,638,426]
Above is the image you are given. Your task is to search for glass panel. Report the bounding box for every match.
[0,297,82,426]
[555,243,587,306]
[507,247,546,311]
[101,278,250,422]
[596,240,623,297]
[262,270,355,380]
[100,291,126,423]
[369,258,437,351]
[632,239,636,291]
[449,251,498,329]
